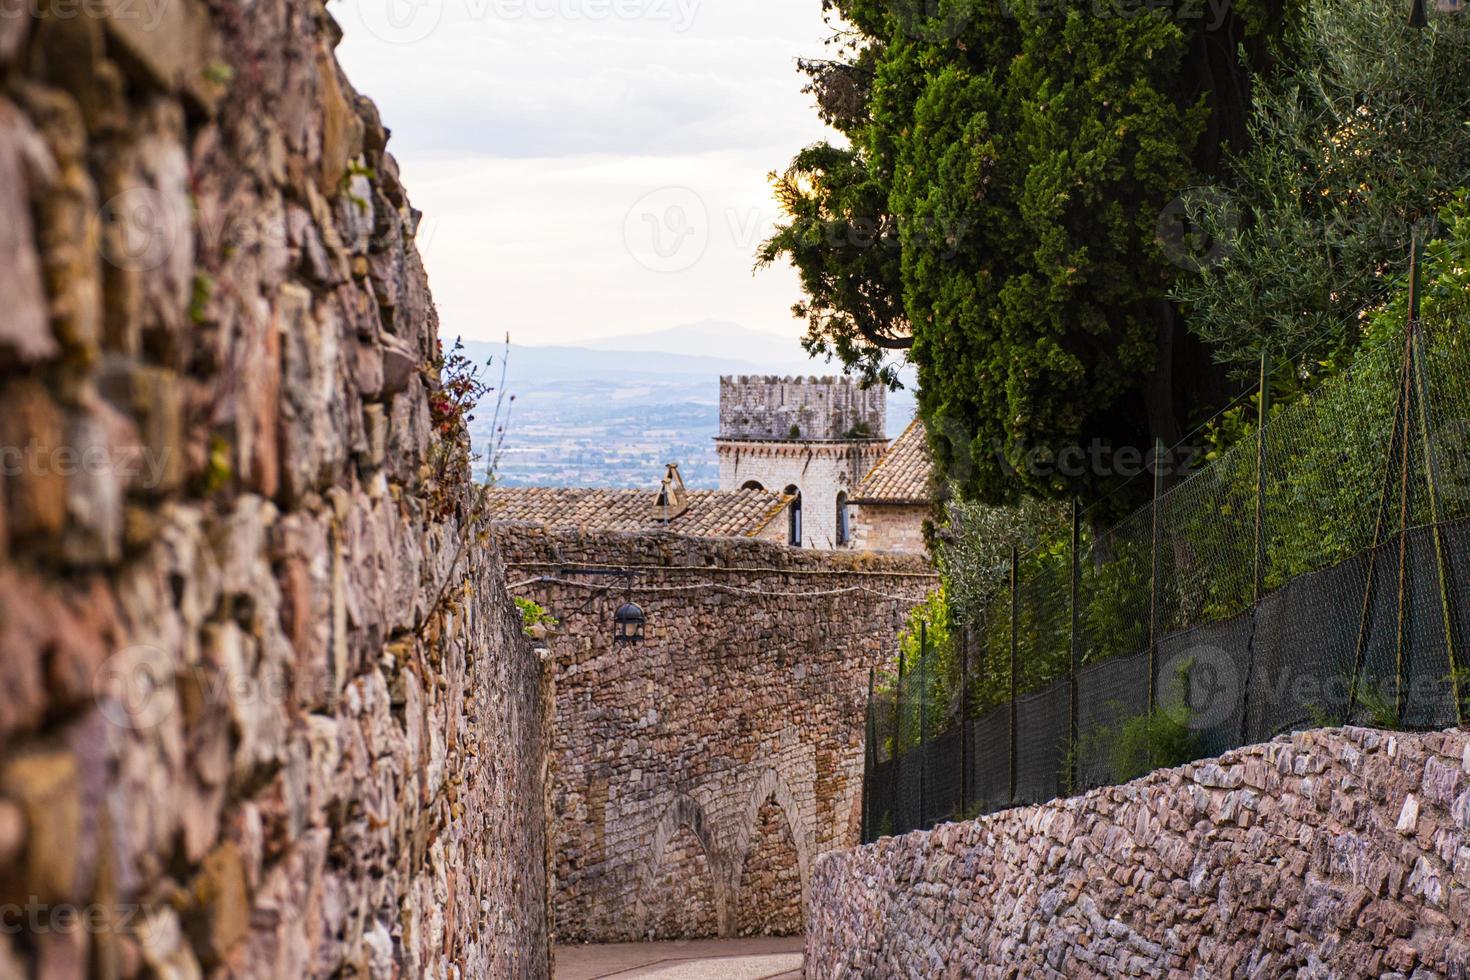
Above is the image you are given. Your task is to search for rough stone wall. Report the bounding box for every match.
[0,4,550,977]
[494,526,937,944]
[718,376,885,442]
[850,503,928,555]
[716,441,886,550]
[807,726,1470,979]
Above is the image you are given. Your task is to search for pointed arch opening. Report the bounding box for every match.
[734,797,804,936]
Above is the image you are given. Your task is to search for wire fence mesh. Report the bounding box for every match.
[864,316,1470,841]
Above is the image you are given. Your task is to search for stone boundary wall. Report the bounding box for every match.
[807,726,1470,978]
[1,4,550,976]
[495,526,936,944]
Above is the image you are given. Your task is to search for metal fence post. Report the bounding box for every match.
[960,625,970,816]
[1240,350,1270,743]
[918,621,928,830]
[1069,498,1081,796]
[1394,244,1418,727]
[1009,546,1019,806]
[1350,328,1415,720]
[862,667,875,843]
[1395,436,1412,728]
[1148,438,1165,715]
[894,646,904,831]
[1405,253,1464,723]
[1254,350,1271,602]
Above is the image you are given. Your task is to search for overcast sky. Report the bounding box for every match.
[330,0,841,347]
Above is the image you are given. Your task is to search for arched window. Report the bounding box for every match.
[836,491,850,546]
[785,485,802,547]
[741,480,765,491]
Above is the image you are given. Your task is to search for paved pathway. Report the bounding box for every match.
[556,937,804,980]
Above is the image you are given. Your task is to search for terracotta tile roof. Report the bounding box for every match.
[852,419,932,505]
[485,485,793,539]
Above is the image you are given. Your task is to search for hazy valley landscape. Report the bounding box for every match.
[469,321,916,488]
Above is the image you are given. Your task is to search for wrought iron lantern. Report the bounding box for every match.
[613,601,646,645]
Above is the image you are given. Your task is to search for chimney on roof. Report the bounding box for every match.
[653,463,690,522]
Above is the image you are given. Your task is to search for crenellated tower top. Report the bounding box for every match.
[717,375,886,443]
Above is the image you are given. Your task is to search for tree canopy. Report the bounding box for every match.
[763,0,1289,507]
[1173,0,1470,379]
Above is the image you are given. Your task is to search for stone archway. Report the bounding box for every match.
[638,795,730,939]
[644,825,722,939]
[735,797,804,936]
[730,769,814,935]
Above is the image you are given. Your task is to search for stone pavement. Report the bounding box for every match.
[556,937,804,979]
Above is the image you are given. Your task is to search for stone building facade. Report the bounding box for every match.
[808,726,1470,977]
[849,420,932,555]
[494,526,937,944]
[0,6,551,977]
[716,377,888,550]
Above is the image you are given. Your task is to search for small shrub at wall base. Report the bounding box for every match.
[1108,705,1202,783]
[1069,661,1203,785]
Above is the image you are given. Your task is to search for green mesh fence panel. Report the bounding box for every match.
[863,322,1470,843]
[1014,681,1069,806]
[967,708,1011,816]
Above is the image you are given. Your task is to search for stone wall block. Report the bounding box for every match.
[0,99,57,369]
[0,749,82,901]
[60,400,125,566]
[97,358,186,495]
[27,12,129,138]
[499,524,934,944]
[100,0,222,112]
[0,380,67,540]
[315,48,363,198]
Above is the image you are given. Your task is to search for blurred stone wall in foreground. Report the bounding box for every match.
[0,2,551,975]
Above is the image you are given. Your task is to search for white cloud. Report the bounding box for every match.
[330,0,840,346]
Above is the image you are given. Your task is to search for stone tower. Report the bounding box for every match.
[716,376,888,549]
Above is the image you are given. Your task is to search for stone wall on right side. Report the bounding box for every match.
[807,726,1470,978]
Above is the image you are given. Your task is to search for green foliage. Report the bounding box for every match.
[935,495,1068,628]
[1072,660,1202,782]
[1107,700,1201,782]
[878,587,959,753]
[426,336,513,520]
[1174,0,1470,377]
[765,0,1291,507]
[515,597,559,638]
[190,273,213,327]
[1354,680,1401,730]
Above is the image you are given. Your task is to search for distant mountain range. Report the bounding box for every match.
[461,322,916,490]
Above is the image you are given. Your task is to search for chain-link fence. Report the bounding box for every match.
[862,316,1470,843]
